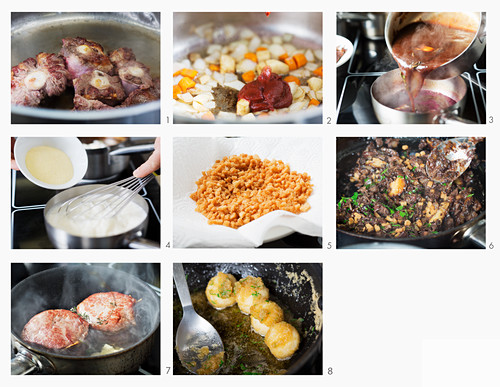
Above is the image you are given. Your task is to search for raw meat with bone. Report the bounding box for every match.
[73,70,126,106]
[109,47,154,95]
[11,53,69,106]
[77,291,136,333]
[21,309,89,350]
[60,37,113,80]
[73,94,114,111]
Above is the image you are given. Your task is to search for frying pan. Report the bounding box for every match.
[173,12,322,124]
[371,69,472,124]
[173,263,323,375]
[11,12,160,124]
[11,264,160,374]
[336,137,486,248]
[44,184,159,249]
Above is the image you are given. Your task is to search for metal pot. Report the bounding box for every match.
[336,137,486,249]
[80,137,155,181]
[337,12,388,40]
[174,263,323,374]
[11,12,160,124]
[173,12,322,124]
[385,12,486,80]
[11,264,160,374]
[371,69,472,124]
[44,184,159,249]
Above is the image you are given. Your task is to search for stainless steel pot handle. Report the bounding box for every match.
[128,237,160,249]
[11,345,54,375]
[433,112,478,124]
[109,144,155,157]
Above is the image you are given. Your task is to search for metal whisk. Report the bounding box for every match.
[59,174,154,220]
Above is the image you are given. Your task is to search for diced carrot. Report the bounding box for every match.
[209,64,220,72]
[278,53,288,61]
[256,47,268,51]
[244,52,258,62]
[178,76,196,92]
[173,70,182,77]
[283,75,300,86]
[173,84,182,99]
[308,98,320,106]
[180,68,198,78]
[242,71,256,83]
[293,53,308,68]
[201,111,215,120]
[313,66,323,77]
[284,57,297,71]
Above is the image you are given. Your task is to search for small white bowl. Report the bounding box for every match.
[336,35,354,68]
[14,137,88,190]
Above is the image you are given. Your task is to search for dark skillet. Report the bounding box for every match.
[11,265,160,374]
[173,263,323,375]
[336,137,485,248]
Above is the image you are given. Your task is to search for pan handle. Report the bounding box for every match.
[109,144,155,157]
[128,237,160,249]
[463,219,486,249]
[433,112,478,125]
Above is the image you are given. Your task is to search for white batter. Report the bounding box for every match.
[46,197,147,238]
[25,145,74,185]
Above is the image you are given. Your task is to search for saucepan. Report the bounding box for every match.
[371,69,471,124]
[385,12,486,81]
[44,184,159,249]
[11,264,160,374]
[11,12,160,124]
[80,137,155,181]
[174,263,323,374]
[173,12,322,124]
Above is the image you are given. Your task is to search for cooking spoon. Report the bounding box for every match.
[426,137,482,183]
[173,263,224,374]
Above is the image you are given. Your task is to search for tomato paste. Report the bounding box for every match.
[237,66,292,112]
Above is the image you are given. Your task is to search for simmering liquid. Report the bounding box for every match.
[391,89,457,113]
[391,20,476,112]
[25,145,73,185]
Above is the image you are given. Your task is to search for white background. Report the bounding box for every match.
[5,1,499,386]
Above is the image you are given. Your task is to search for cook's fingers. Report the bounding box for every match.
[133,138,161,178]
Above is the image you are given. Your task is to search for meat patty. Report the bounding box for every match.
[73,70,126,106]
[77,292,136,332]
[21,309,89,350]
[60,37,114,80]
[11,52,69,106]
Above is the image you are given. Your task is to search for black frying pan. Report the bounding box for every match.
[173,263,323,375]
[11,264,160,374]
[336,137,486,248]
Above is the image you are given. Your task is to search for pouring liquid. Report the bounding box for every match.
[391,21,476,112]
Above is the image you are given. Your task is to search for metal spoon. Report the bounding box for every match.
[426,137,482,183]
[173,263,224,375]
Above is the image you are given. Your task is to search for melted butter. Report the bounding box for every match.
[25,145,73,185]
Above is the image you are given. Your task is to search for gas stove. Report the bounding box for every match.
[11,153,161,249]
[336,29,486,124]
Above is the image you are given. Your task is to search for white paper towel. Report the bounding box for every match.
[173,137,322,248]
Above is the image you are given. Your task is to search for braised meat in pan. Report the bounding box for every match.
[77,291,136,332]
[11,52,69,107]
[109,47,154,95]
[337,138,483,238]
[21,309,89,350]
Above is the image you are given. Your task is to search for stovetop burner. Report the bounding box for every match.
[11,154,161,249]
[337,30,486,124]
